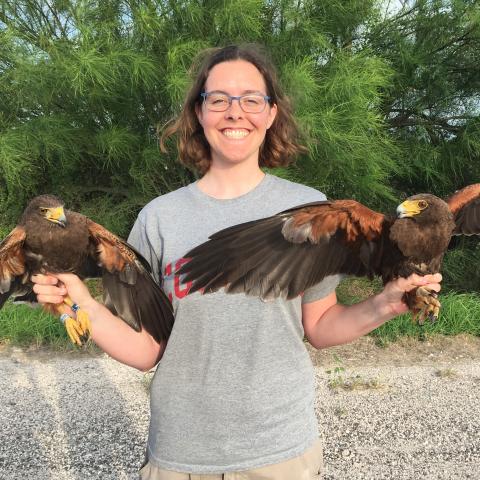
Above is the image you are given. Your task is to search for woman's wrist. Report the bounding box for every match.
[370,289,407,323]
[74,296,104,319]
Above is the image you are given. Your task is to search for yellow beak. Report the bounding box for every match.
[396,200,427,218]
[46,206,67,227]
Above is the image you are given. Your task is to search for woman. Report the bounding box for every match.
[32,45,441,479]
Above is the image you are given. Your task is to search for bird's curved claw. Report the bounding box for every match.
[60,313,85,346]
[75,309,92,340]
[405,286,441,325]
[59,298,91,346]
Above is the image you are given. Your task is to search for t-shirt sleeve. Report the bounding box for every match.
[301,274,343,304]
[127,214,163,283]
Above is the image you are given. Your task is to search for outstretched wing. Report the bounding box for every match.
[446,184,480,236]
[179,200,389,300]
[0,227,32,308]
[87,220,174,342]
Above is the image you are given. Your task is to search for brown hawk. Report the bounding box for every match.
[179,184,480,323]
[0,195,173,345]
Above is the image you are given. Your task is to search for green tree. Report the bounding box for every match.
[0,0,479,241]
[369,0,480,199]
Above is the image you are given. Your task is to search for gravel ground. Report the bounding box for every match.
[1,337,479,480]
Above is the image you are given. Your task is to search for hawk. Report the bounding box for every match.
[0,195,173,345]
[179,184,480,323]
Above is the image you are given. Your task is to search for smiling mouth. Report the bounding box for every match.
[222,129,249,138]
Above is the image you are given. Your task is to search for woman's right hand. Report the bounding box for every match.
[32,273,164,370]
[31,273,96,310]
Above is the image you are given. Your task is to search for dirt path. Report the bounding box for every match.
[309,336,480,480]
[1,336,479,479]
[308,334,480,367]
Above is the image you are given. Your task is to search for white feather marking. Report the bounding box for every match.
[281,217,314,243]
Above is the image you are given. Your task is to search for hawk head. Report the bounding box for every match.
[21,195,67,228]
[396,194,453,225]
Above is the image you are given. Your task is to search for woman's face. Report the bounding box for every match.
[196,59,277,169]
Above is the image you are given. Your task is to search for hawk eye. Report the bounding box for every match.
[39,207,49,213]
[417,200,428,210]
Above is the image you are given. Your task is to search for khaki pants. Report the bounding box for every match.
[139,439,323,480]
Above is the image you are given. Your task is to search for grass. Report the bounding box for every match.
[326,365,385,391]
[336,276,384,304]
[337,277,480,344]
[371,292,480,343]
[0,279,102,349]
[435,368,458,378]
[0,276,479,349]
[328,372,385,391]
[0,302,70,347]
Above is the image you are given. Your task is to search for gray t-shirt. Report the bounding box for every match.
[128,173,340,474]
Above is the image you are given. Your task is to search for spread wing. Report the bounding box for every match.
[179,200,390,300]
[87,220,174,342]
[446,184,480,236]
[0,227,33,308]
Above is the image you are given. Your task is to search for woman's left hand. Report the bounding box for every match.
[375,272,442,318]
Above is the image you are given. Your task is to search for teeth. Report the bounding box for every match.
[223,129,249,138]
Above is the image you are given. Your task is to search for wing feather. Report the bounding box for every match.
[447,184,480,235]
[87,220,174,342]
[0,227,29,307]
[180,201,389,300]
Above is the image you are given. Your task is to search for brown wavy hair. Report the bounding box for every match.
[160,44,307,175]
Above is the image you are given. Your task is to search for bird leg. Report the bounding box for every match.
[56,297,91,346]
[403,286,441,325]
[58,307,84,346]
[63,297,91,339]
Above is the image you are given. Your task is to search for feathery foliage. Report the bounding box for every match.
[0,0,479,290]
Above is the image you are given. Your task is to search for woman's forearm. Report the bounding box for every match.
[304,293,400,349]
[82,299,166,371]
[303,273,442,350]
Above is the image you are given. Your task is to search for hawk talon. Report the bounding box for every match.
[59,298,91,346]
[405,286,441,325]
[75,308,92,340]
[62,297,91,342]
[61,314,84,346]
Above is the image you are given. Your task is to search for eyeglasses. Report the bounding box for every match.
[200,92,271,113]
